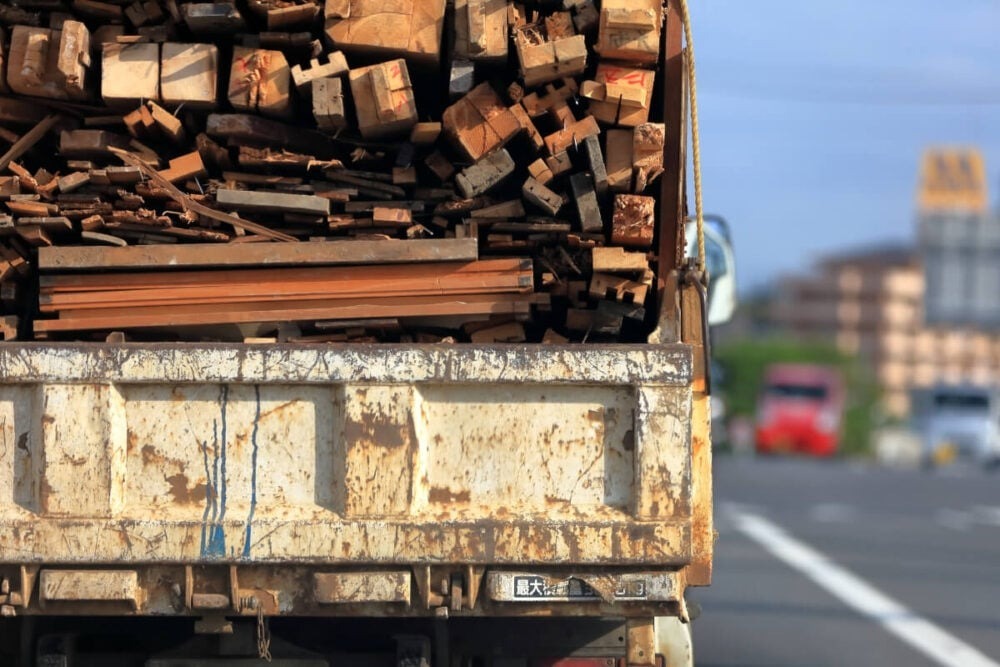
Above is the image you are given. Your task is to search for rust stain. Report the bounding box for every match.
[258,400,297,421]
[344,414,407,449]
[428,486,470,503]
[141,444,164,466]
[165,473,210,505]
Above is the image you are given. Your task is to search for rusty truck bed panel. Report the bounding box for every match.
[0,345,692,569]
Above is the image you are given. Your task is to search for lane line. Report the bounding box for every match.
[727,506,1000,667]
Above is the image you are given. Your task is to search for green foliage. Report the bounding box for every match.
[715,338,881,457]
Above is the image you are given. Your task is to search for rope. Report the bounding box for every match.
[677,0,706,272]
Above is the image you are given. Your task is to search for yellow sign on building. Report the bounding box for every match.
[918,148,989,213]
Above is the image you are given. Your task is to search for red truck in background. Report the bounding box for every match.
[755,364,845,457]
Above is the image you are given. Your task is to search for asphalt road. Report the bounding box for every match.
[690,456,1000,667]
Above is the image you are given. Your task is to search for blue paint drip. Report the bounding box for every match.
[201,386,229,558]
[242,385,262,559]
[198,432,213,556]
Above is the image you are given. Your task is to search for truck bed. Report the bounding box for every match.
[0,343,694,617]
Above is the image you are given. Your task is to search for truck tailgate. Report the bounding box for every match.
[0,344,693,615]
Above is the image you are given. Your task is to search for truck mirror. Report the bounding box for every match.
[686,215,736,326]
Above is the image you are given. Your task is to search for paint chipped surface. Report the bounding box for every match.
[0,343,700,616]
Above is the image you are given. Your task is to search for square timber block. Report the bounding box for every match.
[454,0,508,62]
[611,194,655,248]
[596,0,662,65]
[101,42,159,107]
[442,82,521,162]
[348,59,418,139]
[312,77,346,131]
[514,30,586,88]
[228,46,292,118]
[160,43,219,108]
[324,0,446,65]
[582,63,655,127]
[8,22,91,101]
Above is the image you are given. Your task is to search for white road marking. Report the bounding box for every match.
[973,506,1000,527]
[727,506,1000,667]
[935,506,1000,531]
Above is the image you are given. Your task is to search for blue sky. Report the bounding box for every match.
[691,0,1000,292]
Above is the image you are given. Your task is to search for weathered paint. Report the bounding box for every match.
[0,344,700,617]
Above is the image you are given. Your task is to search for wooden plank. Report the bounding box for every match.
[470,200,525,219]
[161,42,219,108]
[42,269,529,309]
[41,259,524,295]
[569,172,603,233]
[157,151,207,184]
[216,188,330,215]
[0,114,61,172]
[36,293,536,332]
[592,246,648,273]
[582,134,608,196]
[109,147,297,242]
[38,239,479,270]
[147,101,186,142]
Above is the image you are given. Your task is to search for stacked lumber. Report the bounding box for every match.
[0,0,672,344]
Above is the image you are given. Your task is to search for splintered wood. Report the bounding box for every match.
[1,0,674,343]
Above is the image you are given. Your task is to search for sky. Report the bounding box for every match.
[690,0,1000,292]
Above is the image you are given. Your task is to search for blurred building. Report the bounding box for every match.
[772,245,1000,418]
[773,148,1000,418]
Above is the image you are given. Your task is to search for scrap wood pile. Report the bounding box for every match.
[0,0,671,343]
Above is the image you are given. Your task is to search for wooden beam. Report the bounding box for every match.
[161,42,219,108]
[0,114,61,172]
[216,188,330,216]
[349,59,418,139]
[443,83,521,161]
[312,77,346,131]
[290,51,349,96]
[456,149,515,198]
[109,147,297,242]
[101,42,160,106]
[228,46,292,117]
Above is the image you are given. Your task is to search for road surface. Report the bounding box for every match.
[691,456,1000,667]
